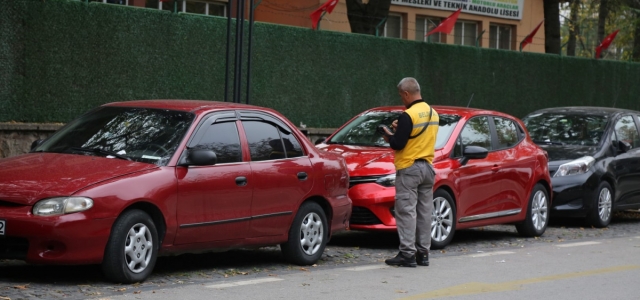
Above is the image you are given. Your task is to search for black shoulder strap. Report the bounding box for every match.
[408,107,433,140]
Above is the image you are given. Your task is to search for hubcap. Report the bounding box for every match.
[531,190,548,231]
[299,212,323,256]
[431,197,453,242]
[598,187,612,222]
[124,223,153,273]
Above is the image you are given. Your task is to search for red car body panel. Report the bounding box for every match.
[0,100,351,265]
[318,105,551,232]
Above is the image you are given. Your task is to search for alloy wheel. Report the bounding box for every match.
[598,188,612,222]
[431,196,453,242]
[531,190,548,231]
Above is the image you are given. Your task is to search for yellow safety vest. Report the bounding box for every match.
[394,102,439,170]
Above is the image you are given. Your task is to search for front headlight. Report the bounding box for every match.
[554,156,595,177]
[32,197,94,216]
[376,174,396,187]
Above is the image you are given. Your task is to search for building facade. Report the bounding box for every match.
[94,0,545,53]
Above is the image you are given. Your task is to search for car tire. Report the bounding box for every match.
[516,183,549,237]
[587,181,613,228]
[430,189,457,250]
[102,209,159,283]
[281,201,328,265]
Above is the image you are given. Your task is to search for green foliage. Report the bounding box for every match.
[2,0,640,128]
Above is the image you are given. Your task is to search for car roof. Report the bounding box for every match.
[367,105,517,119]
[526,106,640,116]
[103,100,268,114]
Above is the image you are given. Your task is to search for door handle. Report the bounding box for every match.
[491,165,500,172]
[235,176,247,186]
[297,172,308,181]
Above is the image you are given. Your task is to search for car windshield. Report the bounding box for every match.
[328,111,461,149]
[34,106,195,166]
[523,112,608,146]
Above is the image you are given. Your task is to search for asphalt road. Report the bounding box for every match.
[1,210,639,300]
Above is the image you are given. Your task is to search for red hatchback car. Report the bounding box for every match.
[0,100,351,283]
[317,105,551,249]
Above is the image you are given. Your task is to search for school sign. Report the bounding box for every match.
[391,0,524,20]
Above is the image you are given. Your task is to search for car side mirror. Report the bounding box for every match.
[182,149,217,166]
[613,140,631,155]
[315,137,326,145]
[30,139,44,151]
[460,146,489,166]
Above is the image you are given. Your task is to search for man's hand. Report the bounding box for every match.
[391,120,398,131]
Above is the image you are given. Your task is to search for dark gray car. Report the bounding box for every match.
[523,106,640,227]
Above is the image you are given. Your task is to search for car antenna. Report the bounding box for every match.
[466,93,475,108]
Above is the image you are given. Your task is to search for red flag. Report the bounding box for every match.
[311,0,339,30]
[520,19,544,51]
[425,8,462,37]
[595,29,620,59]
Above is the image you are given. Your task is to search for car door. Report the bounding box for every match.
[451,116,504,221]
[611,115,640,207]
[239,112,314,237]
[490,116,532,212]
[175,112,253,244]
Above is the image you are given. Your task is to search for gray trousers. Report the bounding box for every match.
[394,159,435,257]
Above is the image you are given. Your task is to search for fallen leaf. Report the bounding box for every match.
[268,274,278,277]
[238,272,248,275]
[0,296,11,300]
[382,281,388,284]
[13,285,28,290]
[117,288,127,292]
[134,290,141,294]
[300,268,308,271]
[396,290,407,293]
[312,264,318,267]
[302,283,310,286]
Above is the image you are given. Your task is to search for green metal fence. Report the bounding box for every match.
[2,0,640,127]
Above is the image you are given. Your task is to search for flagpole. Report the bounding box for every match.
[224,0,233,102]
[317,11,327,30]
[246,0,256,104]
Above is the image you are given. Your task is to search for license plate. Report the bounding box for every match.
[0,220,4,235]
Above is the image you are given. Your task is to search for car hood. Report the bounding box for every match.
[0,153,157,205]
[538,144,598,163]
[318,144,395,177]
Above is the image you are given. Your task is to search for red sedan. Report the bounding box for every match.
[0,100,351,283]
[317,105,551,249]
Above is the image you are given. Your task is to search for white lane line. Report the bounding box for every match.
[469,251,515,258]
[345,265,389,271]
[556,241,601,248]
[206,277,283,289]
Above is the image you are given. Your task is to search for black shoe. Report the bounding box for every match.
[385,252,417,267]
[416,251,429,266]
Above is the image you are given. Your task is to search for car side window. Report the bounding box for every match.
[242,121,288,161]
[453,116,492,157]
[493,117,520,149]
[195,122,242,164]
[281,131,305,158]
[614,116,640,149]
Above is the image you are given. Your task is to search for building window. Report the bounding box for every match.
[384,14,402,38]
[454,21,478,46]
[146,0,226,16]
[490,24,513,50]
[416,17,442,43]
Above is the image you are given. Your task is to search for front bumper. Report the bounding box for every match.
[550,171,599,218]
[347,183,397,232]
[0,205,114,264]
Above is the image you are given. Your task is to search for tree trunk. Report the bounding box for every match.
[543,0,562,54]
[345,0,392,35]
[567,0,580,56]
[596,0,609,58]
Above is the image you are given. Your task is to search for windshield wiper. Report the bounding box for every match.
[532,140,565,146]
[69,147,133,161]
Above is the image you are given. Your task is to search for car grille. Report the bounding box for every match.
[0,237,29,260]
[0,200,23,207]
[349,176,381,188]
[350,206,383,225]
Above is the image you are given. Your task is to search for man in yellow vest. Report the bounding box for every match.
[381,77,439,267]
